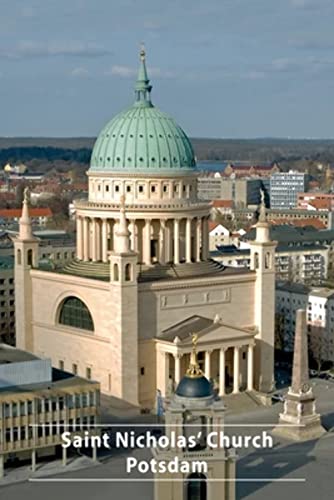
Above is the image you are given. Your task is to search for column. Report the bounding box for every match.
[0,454,3,479]
[31,450,36,472]
[143,219,151,265]
[159,221,166,264]
[174,354,182,386]
[96,219,101,261]
[247,344,254,391]
[233,347,240,394]
[83,217,89,261]
[92,445,97,461]
[166,220,173,263]
[219,348,226,396]
[186,218,192,263]
[102,219,108,263]
[174,219,180,265]
[130,220,136,251]
[76,216,83,260]
[205,351,211,380]
[62,445,67,466]
[202,217,209,260]
[91,218,97,261]
[196,217,201,262]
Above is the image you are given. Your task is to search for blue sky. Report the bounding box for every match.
[0,0,334,138]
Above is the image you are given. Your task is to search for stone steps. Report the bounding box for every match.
[62,259,226,282]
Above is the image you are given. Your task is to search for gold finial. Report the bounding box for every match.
[140,42,146,61]
[186,333,203,378]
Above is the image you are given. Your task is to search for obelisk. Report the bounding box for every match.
[272,309,325,441]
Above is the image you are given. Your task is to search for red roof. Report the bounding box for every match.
[0,208,52,218]
[212,200,233,208]
[270,218,326,230]
[307,199,332,210]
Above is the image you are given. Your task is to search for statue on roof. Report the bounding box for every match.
[23,187,30,204]
[258,188,267,223]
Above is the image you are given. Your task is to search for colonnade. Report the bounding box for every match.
[163,344,254,397]
[76,215,210,265]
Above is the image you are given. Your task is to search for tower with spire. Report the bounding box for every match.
[14,188,39,351]
[250,192,277,393]
[109,194,139,406]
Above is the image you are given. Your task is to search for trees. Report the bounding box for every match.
[308,322,331,374]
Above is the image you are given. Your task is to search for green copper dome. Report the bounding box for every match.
[90,49,196,175]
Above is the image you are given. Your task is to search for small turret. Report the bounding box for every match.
[114,195,130,254]
[18,188,36,241]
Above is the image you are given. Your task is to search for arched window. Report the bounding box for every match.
[187,473,207,500]
[59,297,94,331]
[125,263,131,281]
[265,252,271,269]
[254,252,259,269]
[17,249,22,265]
[27,249,33,267]
[114,263,119,281]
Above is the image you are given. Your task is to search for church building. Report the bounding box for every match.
[14,49,276,409]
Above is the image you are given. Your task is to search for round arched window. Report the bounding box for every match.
[59,297,94,331]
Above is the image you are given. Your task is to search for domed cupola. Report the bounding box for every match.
[176,335,214,400]
[90,48,196,175]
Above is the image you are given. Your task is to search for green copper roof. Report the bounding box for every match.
[90,49,196,175]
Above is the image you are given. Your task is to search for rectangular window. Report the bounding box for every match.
[72,363,78,375]
[86,367,92,380]
[59,360,64,371]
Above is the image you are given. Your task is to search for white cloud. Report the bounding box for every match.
[0,41,111,59]
[107,65,175,79]
[70,67,89,78]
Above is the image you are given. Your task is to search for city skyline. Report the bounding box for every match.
[0,0,333,138]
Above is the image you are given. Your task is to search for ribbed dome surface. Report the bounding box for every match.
[89,49,196,174]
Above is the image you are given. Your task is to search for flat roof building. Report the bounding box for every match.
[0,344,100,478]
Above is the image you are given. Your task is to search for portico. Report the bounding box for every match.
[155,316,256,398]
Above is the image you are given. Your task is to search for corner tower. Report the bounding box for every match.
[14,188,39,351]
[250,192,277,393]
[109,196,139,405]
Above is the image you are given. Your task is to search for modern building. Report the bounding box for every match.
[197,174,269,208]
[213,243,327,285]
[0,344,100,478]
[14,49,276,410]
[270,171,309,209]
[276,282,334,362]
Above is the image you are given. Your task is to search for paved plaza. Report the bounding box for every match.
[1,378,334,500]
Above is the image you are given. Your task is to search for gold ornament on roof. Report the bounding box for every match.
[186,333,203,379]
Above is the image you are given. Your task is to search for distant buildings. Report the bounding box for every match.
[0,208,52,227]
[0,344,100,477]
[213,243,327,285]
[276,282,334,363]
[297,192,334,211]
[0,230,75,344]
[270,171,309,209]
[197,174,270,208]
[224,163,280,178]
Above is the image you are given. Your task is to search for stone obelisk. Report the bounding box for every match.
[273,309,325,441]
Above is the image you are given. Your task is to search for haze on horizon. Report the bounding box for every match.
[0,0,333,139]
